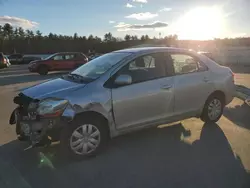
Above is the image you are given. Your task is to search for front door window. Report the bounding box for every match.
[111,52,174,129]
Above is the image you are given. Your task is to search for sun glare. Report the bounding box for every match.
[175,6,225,40]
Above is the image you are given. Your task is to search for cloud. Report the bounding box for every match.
[115,21,168,31]
[126,12,158,20]
[126,3,135,8]
[109,20,115,24]
[115,22,131,28]
[159,7,172,12]
[0,16,38,29]
[133,0,147,3]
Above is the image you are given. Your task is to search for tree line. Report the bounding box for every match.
[0,23,249,54]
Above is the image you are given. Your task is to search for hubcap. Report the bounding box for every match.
[70,124,101,155]
[208,99,222,120]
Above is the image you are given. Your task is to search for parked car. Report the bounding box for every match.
[9,47,235,159]
[7,53,23,64]
[28,52,88,75]
[4,55,11,67]
[8,53,42,64]
[0,53,10,68]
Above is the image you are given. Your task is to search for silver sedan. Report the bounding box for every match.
[10,47,235,159]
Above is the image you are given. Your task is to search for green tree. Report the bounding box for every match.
[48,32,58,39]
[35,30,42,38]
[88,34,94,41]
[104,32,114,42]
[0,25,3,38]
[3,23,13,38]
[13,28,19,38]
[145,35,150,40]
[141,35,145,41]
[18,27,25,38]
[131,35,138,40]
[25,30,34,38]
[94,36,102,42]
[73,32,78,40]
[124,34,131,41]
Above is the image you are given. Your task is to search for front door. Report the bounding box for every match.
[169,53,214,116]
[50,54,66,70]
[111,53,175,130]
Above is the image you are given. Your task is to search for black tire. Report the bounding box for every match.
[60,117,109,160]
[37,65,49,75]
[201,95,225,123]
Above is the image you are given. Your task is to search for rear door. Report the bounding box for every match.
[168,52,214,116]
[111,52,175,130]
[64,53,76,69]
[73,53,88,68]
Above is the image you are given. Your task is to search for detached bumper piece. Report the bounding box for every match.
[18,113,64,148]
[11,93,61,149]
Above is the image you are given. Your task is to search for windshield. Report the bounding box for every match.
[71,52,131,79]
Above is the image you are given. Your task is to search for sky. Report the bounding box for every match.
[0,0,249,40]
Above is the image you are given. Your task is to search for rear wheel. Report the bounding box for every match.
[37,65,48,75]
[201,95,224,123]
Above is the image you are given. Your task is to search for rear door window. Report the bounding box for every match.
[169,53,208,75]
[65,54,75,60]
[53,54,65,60]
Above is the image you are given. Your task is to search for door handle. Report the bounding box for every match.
[161,85,172,90]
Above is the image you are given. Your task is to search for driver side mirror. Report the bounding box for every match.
[114,74,132,86]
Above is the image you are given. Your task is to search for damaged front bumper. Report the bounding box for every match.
[9,94,76,148]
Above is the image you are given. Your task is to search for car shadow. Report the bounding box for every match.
[0,72,68,86]
[224,103,250,130]
[0,123,249,188]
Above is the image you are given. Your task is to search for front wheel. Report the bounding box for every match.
[201,96,224,123]
[60,118,109,160]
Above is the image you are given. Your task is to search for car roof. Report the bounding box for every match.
[54,52,84,55]
[115,47,194,54]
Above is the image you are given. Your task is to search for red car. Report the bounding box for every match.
[28,52,88,75]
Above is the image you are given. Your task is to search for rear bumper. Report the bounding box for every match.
[224,82,236,105]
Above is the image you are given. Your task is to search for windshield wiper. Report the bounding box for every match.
[65,73,94,83]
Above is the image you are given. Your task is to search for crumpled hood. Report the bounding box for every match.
[22,78,85,99]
